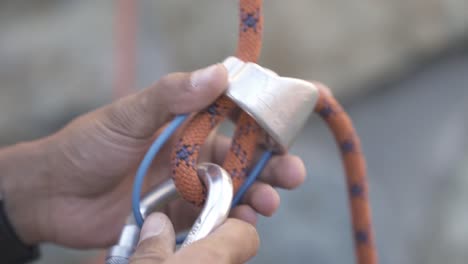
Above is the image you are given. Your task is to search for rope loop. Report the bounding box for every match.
[170,0,264,206]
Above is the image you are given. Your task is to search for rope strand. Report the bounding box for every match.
[315,86,378,264]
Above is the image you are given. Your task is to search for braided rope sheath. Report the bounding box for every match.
[315,87,378,264]
[170,0,378,263]
[170,0,264,206]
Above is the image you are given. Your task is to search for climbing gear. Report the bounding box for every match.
[106,163,233,264]
[223,56,319,153]
[181,163,233,247]
[118,0,379,263]
[130,56,318,230]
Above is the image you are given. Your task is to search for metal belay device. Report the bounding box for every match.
[223,56,318,153]
[106,163,233,264]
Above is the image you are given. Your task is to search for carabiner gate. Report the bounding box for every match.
[181,163,233,246]
[106,163,233,264]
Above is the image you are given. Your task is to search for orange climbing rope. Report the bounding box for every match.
[169,0,378,263]
[170,0,263,206]
[315,86,378,263]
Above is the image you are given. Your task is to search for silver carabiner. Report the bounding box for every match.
[181,163,233,246]
[106,163,233,264]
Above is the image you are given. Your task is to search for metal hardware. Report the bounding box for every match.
[223,56,319,153]
[181,163,233,247]
[106,180,179,264]
[106,163,233,263]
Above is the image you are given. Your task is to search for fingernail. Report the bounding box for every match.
[139,213,167,243]
[191,64,220,88]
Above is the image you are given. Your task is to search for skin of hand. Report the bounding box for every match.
[130,213,259,264]
[0,64,306,248]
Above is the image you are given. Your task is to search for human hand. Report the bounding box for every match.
[130,213,259,264]
[0,64,306,248]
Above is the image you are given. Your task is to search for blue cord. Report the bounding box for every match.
[132,114,189,227]
[132,114,273,244]
[175,234,186,245]
[231,150,273,206]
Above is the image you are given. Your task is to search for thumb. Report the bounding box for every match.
[168,219,260,264]
[130,213,176,264]
[101,64,228,139]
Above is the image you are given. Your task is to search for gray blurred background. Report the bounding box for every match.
[1,0,467,263]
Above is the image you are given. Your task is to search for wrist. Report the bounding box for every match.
[0,139,52,245]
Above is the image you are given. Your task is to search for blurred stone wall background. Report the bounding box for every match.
[1,0,467,145]
[0,0,467,263]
